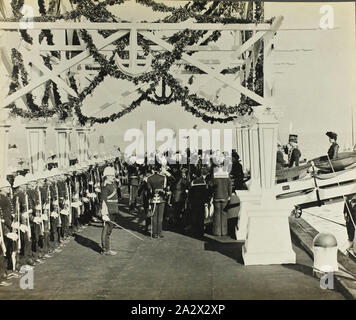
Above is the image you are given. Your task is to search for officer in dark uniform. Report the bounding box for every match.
[188,166,211,238]
[127,156,140,214]
[344,193,356,250]
[0,178,13,286]
[101,166,119,255]
[147,163,168,239]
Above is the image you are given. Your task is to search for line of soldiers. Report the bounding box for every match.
[1,150,245,282]
[0,158,119,286]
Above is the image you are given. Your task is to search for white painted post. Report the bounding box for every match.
[241,107,296,265]
[0,123,10,179]
[25,121,48,174]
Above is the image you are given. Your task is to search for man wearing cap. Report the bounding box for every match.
[0,178,14,286]
[127,156,140,214]
[100,166,119,255]
[326,131,339,160]
[188,165,211,239]
[146,163,169,239]
[284,134,301,168]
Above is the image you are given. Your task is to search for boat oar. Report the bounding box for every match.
[310,161,322,207]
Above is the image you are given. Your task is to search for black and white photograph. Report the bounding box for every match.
[0,0,355,303]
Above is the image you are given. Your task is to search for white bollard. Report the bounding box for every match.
[313,233,338,276]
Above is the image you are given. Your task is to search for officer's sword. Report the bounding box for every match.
[107,220,144,241]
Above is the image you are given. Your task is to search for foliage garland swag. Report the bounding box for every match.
[6,0,268,125]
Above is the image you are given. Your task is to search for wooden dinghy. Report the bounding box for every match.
[311,151,356,172]
[276,163,311,183]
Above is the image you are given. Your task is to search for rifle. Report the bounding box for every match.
[24,192,32,241]
[55,182,62,227]
[47,185,51,231]
[37,187,44,236]
[67,180,73,226]
[15,197,21,252]
[0,209,6,257]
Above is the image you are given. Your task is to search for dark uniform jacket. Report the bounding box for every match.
[0,193,14,235]
[127,165,140,186]
[189,176,211,205]
[147,173,167,203]
[211,177,232,201]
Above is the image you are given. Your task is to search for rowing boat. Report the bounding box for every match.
[311,151,356,172]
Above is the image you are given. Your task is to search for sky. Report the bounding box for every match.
[1,1,356,164]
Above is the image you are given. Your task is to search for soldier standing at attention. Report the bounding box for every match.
[0,178,14,286]
[101,166,119,256]
[127,156,140,215]
[13,175,35,266]
[188,165,211,239]
[326,131,339,160]
[147,163,168,239]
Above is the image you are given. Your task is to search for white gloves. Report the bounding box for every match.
[33,217,42,224]
[11,222,20,229]
[19,224,29,233]
[102,215,110,222]
[6,232,19,241]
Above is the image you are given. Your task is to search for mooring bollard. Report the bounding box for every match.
[313,232,338,277]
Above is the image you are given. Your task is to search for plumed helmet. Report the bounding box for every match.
[103,166,116,177]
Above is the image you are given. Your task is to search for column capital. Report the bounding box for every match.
[255,106,279,125]
[22,119,49,129]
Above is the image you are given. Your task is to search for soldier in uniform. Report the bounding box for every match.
[169,163,189,227]
[147,163,169,239]
[188,165,212,238]
[25,173,44,262]
[48,169,62,252]
[344,193,356,251]
[39,171,52,258]
[100,166,119,255]
[127,156,140,214]
[13,175,34,266]
[0,178,13,286]
[58,172,71,243]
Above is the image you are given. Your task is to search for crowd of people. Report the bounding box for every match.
[0,149,246,286]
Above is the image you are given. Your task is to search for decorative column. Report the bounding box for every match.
[54,118,73,170]
[241,107,296,265]
[241,125,251,174]
[76,125,91,165]
[24,120,48,174]
[234,115,261,241]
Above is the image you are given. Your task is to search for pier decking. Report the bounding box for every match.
[0,192,348,300]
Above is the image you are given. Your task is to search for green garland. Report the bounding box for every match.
[6,0,267,125]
